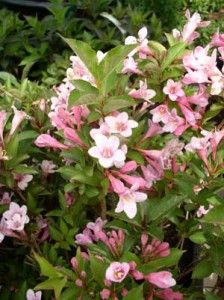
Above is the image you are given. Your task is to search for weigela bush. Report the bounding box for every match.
[0,10,224,300]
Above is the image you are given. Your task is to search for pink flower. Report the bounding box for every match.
[155,288,183,300]
[0,110,7,142]
[63,127,85,147]
[88,134,126,168]
[75,228,93,245]
[104,112,138,138]
[3,202,29,231]
[40,160,57,176]
[182,70,209,85]
[90,122,110,140]
[115,184,147,219]
[67,56,95,84]
[163,80,185,101]
[143,120,163,140]
[105,262,130,282]
[146,271,176,289]
[196,205,213,218]
[71,105,89,129]
[187,85,208,107]
[178,98,201,126]
[150,105,170,123]
[119,161,137,173]
[210,75,224,95]
[143,239,170,259]
[35,134,69,150]
[181,10,210,44]
[211,32,224,47]
[108,173,126,194]
[163,109,186,133]
[10,106,27,136]
[122,57,142,74]
[14,174,33,190]
[26,289,42,300]
[129,80,156,102]
[87,217,107,240]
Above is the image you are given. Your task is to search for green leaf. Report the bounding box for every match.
[147,195,186,221]
[89,254,107,286]
[189,232,206,244]
[72,80,98,93]
[61,287,79,300]
[35,277,67,299]
[192,260,213,279]
[68,90,99,108]
[57,167,99,186]
[34,253,62,278]
[124,285,144,300]
[100,44,135,94]
[139,248,184,274]
[103,95,135,114]
[13,164,38,174]
[127,150,145,164]
[202,205,224,225]
[17,130,39,141]
[161,42,186,70]
[61,38,99,81]
[205,292,222,300]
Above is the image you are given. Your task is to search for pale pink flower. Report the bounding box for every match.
[163,108,186,133]
[90,122,110,140]
[150,105,170,123]
[218,47,224,61]
[185,136,210,152]
[88,134,126,168]
[155,288,183,300]
[87,217,107,240]
[3,202,29,231]
[14,174,33,190]
[115,184,147,219]
[38,99,46,112]
[163,80,185,101]
[178,98,201,126]
[187,85,208,107]
[104,112,138,137]
[146,271,176,288]
[40,160,57,175]
[210,75,224,95]
[26,289,42,300]
[122,57,141,74]
[0,110,7,142]
[129,80,156,102]
[196,205,213,218]
[9,106,27,136]
[125,27,152,59]
[211,32,224,47]
[105,262,130,282]
[182,70,209,85]
[50,81,74,112]
[209,129,224,159]
[67,56,95,84]
[35,134,69,150]
[75,228,93,245]
[0,192,12,205]
[181,10,210,44]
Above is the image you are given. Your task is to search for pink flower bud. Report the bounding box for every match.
[35,134,69,150]
[75,279,83,287]
[71,257,78,270]
[145,271,176,289]
[100,289,111,300]
[141,233,148,248]
[121,288,128,297]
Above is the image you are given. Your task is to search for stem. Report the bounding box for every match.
[100,196,107,220]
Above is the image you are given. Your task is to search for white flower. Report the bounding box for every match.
[115,185,147,219]
[88,134,126,168]
[104,112,138,137]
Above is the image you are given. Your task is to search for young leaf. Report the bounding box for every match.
[192,260,213,279]
[34,253,62,278]
[68,90,99,108]
[124,285,144,300]
[89,254,107,286]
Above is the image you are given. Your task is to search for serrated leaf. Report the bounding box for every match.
[34,253,62,278]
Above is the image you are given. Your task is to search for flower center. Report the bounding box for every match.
[116,122,127,132]
[101,148,113,158]
[114,269,124,279]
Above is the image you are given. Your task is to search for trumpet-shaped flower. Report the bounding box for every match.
[88,134,126,168]
[129,80,156,102]
[3,202,29,232]
[106,262,130,283]
[104,112,138,137]
[145,271,176,289]
[115,184,147,219]
[163,80,185,101]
